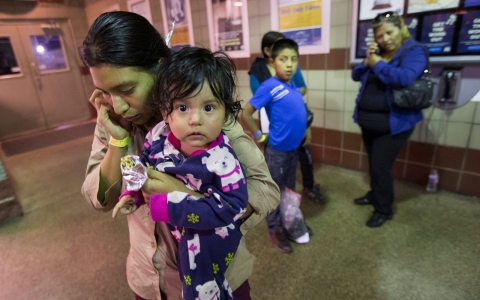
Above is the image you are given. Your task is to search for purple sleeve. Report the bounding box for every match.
[160,136,248,230]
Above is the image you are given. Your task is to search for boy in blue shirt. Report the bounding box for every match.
[242,39,308,253]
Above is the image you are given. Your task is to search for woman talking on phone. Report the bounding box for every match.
[351,11,427,227]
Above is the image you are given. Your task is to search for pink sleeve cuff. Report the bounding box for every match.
[149,194,170,223]
[119,190,145,206]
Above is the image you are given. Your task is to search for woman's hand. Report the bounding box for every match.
[89,89,131,139]
[112,195,137,218]
[302,127,312,147]
[364,42,381,67]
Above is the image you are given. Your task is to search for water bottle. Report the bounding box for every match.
[426,169,439,192]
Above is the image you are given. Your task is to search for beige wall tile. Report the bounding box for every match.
[330,25,349,49]
[307,70,326,90]
[311,109,325,128]
[249,17,261,37]
[445,122,471,148]
[416,120,447,145]
[236,71,250,88]
[344,91,358,112]
[473,102,480,124]
[307,90,325,110]
[237,86,252,106]
[468,125,480,150]
[447,102,476,123]
[325,70,347,91]
[325,91,345,111]
[259,15,272,39]
[343,112,360,133]
[331,1,350,26]
[325,111,344,130]
[345,77,360,92]
[247,0,261,18]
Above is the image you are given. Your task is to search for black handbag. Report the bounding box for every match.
[391,45,433,110]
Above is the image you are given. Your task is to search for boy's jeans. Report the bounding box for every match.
[264,144,298,232]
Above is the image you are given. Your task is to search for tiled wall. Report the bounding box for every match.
[81,0,480,197]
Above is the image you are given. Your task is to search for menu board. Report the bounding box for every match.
[465,0,480,8]
[420,12,457,54]
[351,0,480,63]
[457,9,480,53]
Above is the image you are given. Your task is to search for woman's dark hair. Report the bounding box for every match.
[154,47,241,125]
[271,38,299,59]
[80,11,170,72]
[261,31,285,58]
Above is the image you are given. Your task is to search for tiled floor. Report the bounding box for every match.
[0,124,479,300]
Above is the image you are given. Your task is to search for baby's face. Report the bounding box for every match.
[164,83,226,156]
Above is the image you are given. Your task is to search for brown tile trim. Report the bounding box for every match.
[324,129,342,148]
[341,151,361,170]
[307,54,326,69]
[310,144,323,162]
[324,147,341,166]
[343,132,362,152]
[434,145,465,170]
[326,48,348,70]
[458,173,480,197]
[238,49,349,71]
[408,141,435,165]
[392,161,405,180]
[311,127,324,145]
[464,149,480,174]
[404,163,431,186]
[436,169,460,192]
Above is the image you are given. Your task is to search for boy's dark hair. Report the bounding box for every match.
[154,47,241,124]
[271,38,299,60]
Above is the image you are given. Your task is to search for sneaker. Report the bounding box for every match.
[269,227,293,253]
[303,184,326,204]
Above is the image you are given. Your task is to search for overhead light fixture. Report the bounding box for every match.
[234,1,242,6]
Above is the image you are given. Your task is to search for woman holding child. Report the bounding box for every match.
[80,11,279,300]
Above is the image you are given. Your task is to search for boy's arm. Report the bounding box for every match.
[241,103,260,137]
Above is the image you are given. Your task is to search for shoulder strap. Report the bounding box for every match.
[398,43,430,71]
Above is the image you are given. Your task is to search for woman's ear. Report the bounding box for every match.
[263,46,272,58]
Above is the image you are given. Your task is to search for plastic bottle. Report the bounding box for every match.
[426,169,439,192]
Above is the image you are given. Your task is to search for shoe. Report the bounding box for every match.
[303,184,326,204]
[366,212,392,227]
[354,195,372,205]
[269,227,293,253]
[287,225,313,244]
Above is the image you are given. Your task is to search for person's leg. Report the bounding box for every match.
[232,280,252,300]
[298,145,313,189]
[298,145,326,204]
[264,144,293,253]
[355,129,375,205]
[367,129,412,225]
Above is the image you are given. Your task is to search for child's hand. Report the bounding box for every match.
[112,195,138,218]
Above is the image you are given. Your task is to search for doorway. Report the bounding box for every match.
[0,19,91,140]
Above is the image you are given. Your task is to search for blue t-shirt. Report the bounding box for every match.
[249,77,306,151]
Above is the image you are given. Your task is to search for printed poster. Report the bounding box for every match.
[358,0,405,21]
[456,9,480,53]
[206,0,250,58]
[407,0,460,14]
[160,0,194,47]
[420,12,457,53]
[271,0,331,54]
[465,0,480,7]
[128,0,153,24]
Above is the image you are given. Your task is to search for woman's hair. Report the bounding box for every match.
[372,11,411,43]
[271,38,299,59]
[261,31,286,58]
[154,47,241,125]
[80,11,170,73]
